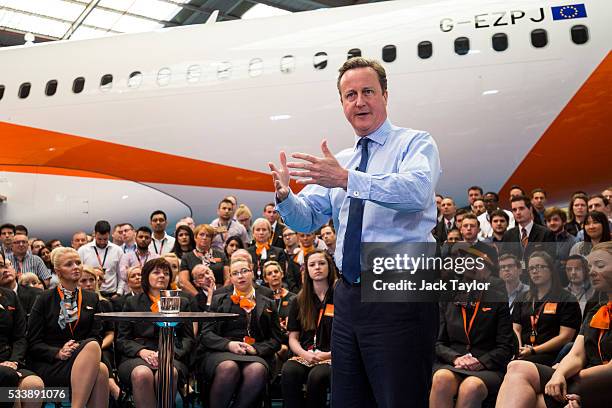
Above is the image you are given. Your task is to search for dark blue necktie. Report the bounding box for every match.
[342,137,370,283]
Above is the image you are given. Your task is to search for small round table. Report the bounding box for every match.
[97,311,237,408]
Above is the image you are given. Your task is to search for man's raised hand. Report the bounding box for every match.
[268,151,291,201]
[287,140,348,189]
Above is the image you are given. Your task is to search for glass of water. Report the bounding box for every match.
[159,289,181,314]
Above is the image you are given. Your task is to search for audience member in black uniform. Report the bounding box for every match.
[224,235,245,261]
[179,224,228,296]
[246,218,287,286]
[431,245,514,407]
[214,250,275,299]
[116,258,194,408]
[281,251,335,408]
[263,260,297,370]
[170,224,195,261]
[79,265,123,402]
[27,247,109,408]
[111,265,142,312]
[564,194,588,237]
[0,253,44,408]
[497,241,612,407]
[198,258,282,408]
[263,202,286,249]
[0,258,42,318]
[512,251,582,366]
[190,264,216,312]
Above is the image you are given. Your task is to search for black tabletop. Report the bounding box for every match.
[96,311,238,322]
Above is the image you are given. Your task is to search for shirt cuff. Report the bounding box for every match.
[275,189,297,212]
[346,170,371,201]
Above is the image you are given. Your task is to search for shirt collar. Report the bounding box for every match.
[353,118,391,149]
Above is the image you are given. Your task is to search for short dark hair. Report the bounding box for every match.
[263,203,275,212]
[136,226,152,235]
[0,223,16,234]
[499,253,520,267]
[150,210,167,221]
[510,195,532,209]
[218,198,234,209]
[140,258,172,295]
[484,192,499,202]
[509,185,525,195]
[531,188,546,198]
[588,194,609,207]
[15,225,28,235]
[544,207,567,223]
[468,186,483,195]
[94,220,111,235]
[337,57,387,95]
[565,254,590,284]
[435,193,444,200]
[490,209,509,223]
[121,223,134,230]
[461,213,480,226]
[321,224,335,234]
[455,208,470,217]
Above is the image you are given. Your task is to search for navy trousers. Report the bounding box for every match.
[331,279,438,408]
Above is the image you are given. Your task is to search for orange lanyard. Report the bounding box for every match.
[461,301,480,351]
[598,330,610,365]
[56,286,82,336]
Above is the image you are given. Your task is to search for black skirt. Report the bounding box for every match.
[117,357,189,386]
[28,338,97,387]
[200,351,270,380]
[433,363,505,393]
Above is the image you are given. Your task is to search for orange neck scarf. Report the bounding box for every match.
[256,242,270,256]
[231,288,256,311]
[301,245,315,257]
[590,301,612,330]
[148,293,160,313]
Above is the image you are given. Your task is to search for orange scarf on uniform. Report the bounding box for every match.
[148,293,160,313]
[231,288,256,311]
[590,301,612,330]
[256,242,270,256]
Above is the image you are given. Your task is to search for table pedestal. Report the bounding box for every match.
[157,322,177,408]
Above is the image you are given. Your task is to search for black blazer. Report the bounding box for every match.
[433,218,454,243]
[198,291,282,359]
[214,282,275,299]
[116,292,194,361]
[436,277,514,371]
[0,287,27,365]
[246,245,287,276]
[16,284,42,317]
[27,288,103,363]
[271,223,286,250]
[501,224,555,260]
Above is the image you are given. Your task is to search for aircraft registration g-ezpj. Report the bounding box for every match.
[0,0,609,240]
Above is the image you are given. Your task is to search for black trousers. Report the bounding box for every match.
[331,279,438,408]
[281,359,330,408]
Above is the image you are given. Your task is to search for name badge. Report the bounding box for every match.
[282,301,289,306]
[324,304,334,317]
[481,307,492,312]
[543,303,557,315]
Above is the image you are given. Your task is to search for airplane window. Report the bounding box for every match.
[417,41,432,59]
[0,85,5,100]
[280,55,295,74]
[571,25,589,45]
[72,77,85,94]
[347,48,361,59]
[531,29,548,48]
[382,44,396,62]
[492,33,508,52]
[18,82,31,99]
[313,52,328,70]
[157,68,171,86]
[217,62,232,79]
[249,58,264,77]
[454,37,470,55]
[100,74,113,91]
[45,80,58,96]
[128,71,143,88]
[187,65,202,83]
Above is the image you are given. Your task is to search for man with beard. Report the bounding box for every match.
[118,226,159,295]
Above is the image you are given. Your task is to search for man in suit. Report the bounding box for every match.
[502,195,555,266]
[459,186,483,211]
[263,203,286,249]
[434,197,456,243]
[0,257,42,317]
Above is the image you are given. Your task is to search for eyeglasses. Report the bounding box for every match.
[528,264,549,272]
[230,268,251,277]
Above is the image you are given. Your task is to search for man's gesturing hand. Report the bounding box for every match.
[287,140,348,189]
[268,151,291,202]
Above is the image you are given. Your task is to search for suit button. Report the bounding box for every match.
[353,191,359,197]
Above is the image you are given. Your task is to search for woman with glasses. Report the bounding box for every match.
[512,251,582,366]
[197,258,282,408]
[116,258,194,408]
[246,218,287,286]
[497,242,612,407]
[564,255,594,316]
[179,224,229,296]
[0,253,45,408]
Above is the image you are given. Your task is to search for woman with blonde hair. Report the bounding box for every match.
[246,218,287,286]
[235,204,254,245]
[162,252,181,290]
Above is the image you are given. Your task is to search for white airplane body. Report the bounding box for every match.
[0,0,610,239]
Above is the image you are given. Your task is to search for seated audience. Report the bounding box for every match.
[198,258,282,408]
[18,272,44,290]
[6,233,51,287]
[111,266,142,312]
[0,252,45,408]
[27,247,109,407]
[282,251,335,408]
[162,252,181,290]
[246,218,287,285]
[190,264,216,313]
[116,258,194,407]
[512,252,582,366]
[497,241,612,407]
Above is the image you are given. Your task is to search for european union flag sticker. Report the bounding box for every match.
[551,4,587,20]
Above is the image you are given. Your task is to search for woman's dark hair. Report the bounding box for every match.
[141,258,172,295]
[584,211,611,243]
[565,254,590,285]
[526,251,561,300]
[171,225,195,259]
[297,250,337,331]
[568,194,588,223]
[224,235,244,257]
